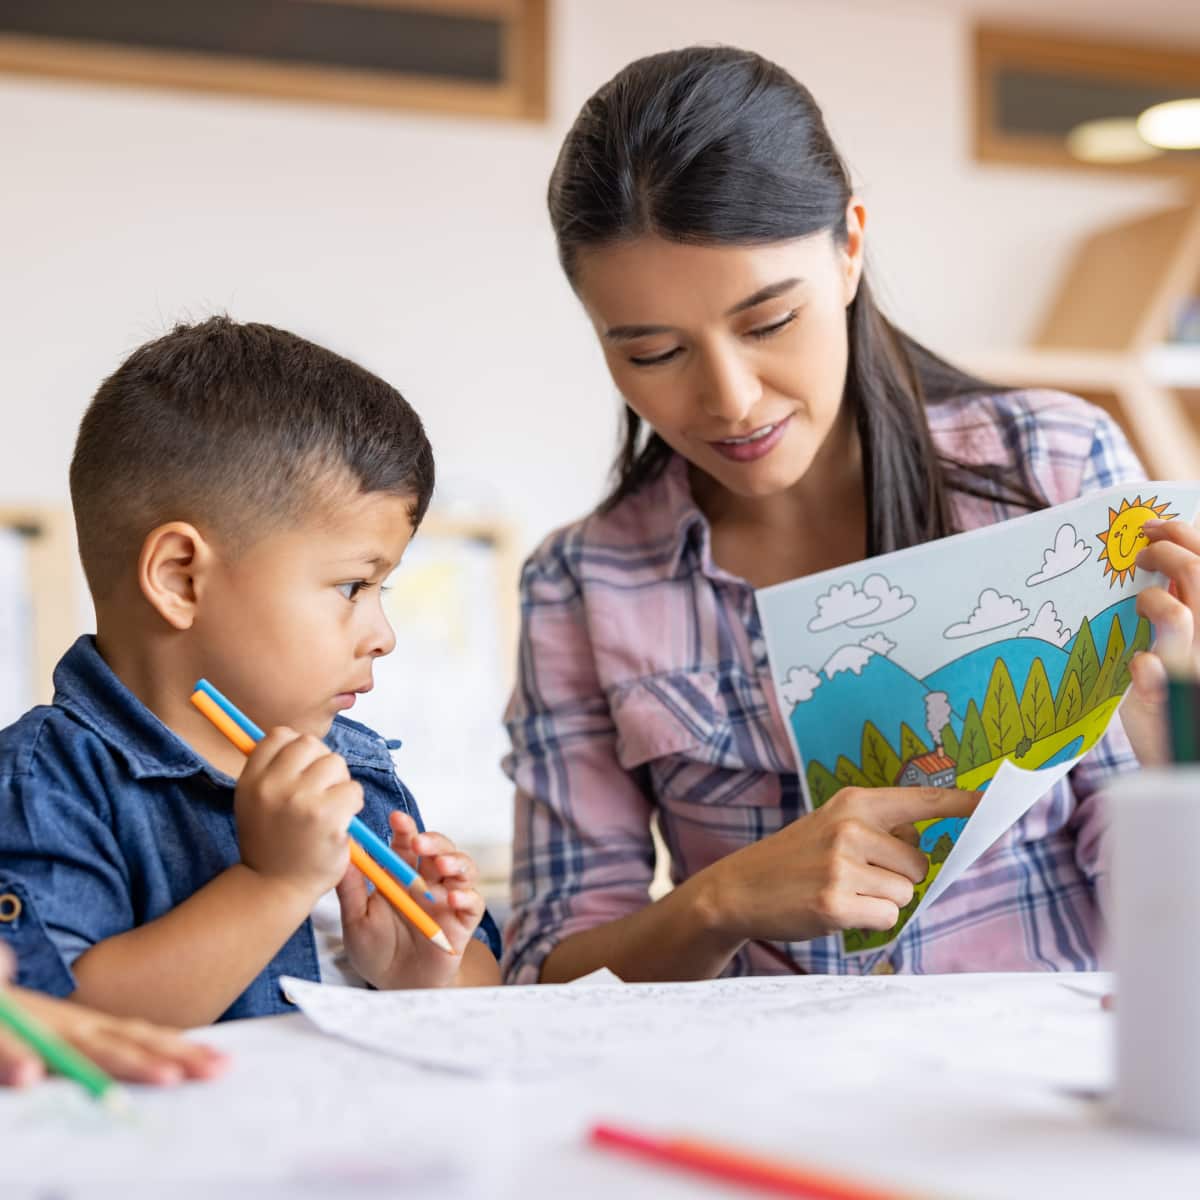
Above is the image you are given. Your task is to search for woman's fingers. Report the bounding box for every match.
[1138,536,1200,627]
[830,818,929,883]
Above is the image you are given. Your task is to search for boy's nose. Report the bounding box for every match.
[363,610,397,659]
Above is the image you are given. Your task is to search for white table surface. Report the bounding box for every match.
[4,972,1200,1199]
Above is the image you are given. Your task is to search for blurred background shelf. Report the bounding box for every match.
[963,198,1200,479]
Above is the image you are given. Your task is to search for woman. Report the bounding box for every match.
[503,46,1195,983]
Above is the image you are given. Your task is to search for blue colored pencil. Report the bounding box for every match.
[193,679,435,901]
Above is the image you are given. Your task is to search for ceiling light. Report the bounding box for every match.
[1066,117,1162,164]
[1137,98,1200,150]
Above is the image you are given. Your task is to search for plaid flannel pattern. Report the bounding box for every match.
[502,391,1147,983]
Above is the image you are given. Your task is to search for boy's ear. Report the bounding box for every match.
[137,522,216,631]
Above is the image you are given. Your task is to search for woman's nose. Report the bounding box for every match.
[697,345,763,424]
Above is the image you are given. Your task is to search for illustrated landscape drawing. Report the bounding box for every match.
[757,486,1200,955]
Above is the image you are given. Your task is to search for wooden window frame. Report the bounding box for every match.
[0,0,547,121]
[975,26,1200,178]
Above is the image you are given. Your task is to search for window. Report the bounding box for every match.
[975,26,1200,175]
[0,0,547,120]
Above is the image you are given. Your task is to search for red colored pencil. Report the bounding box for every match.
[589,1123,917,1200]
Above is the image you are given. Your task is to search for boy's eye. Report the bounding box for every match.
[336,581,369,602]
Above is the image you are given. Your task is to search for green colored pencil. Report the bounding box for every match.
[0,988,128,1111]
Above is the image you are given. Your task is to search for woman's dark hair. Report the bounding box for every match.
[548,46,1043,554]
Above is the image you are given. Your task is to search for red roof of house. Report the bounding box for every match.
[908,750,956,774]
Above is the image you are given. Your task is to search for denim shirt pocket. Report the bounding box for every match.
[610,666,784,803]
[0,880,77,997]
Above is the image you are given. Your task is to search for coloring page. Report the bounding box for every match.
[757,485,1200,954]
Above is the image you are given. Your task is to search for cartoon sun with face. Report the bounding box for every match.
[1097,495,1176,587]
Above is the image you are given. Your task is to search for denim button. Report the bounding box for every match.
[0,893,22,922]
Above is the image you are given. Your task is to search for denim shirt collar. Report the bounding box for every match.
[52,636,228,784]
[51,635,395,784]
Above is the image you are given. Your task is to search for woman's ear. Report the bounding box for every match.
[136,522,214,630]
[841,198,867,306]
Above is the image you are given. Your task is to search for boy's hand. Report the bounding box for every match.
[234,728,365,905]
[338,812,487,990]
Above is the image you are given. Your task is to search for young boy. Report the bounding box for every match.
[0,317,501,1025]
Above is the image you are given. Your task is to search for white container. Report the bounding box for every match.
[1110,766,1200,1137]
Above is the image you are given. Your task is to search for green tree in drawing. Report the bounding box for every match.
[860,721,901,787]
[1019,657,1055,742]
[1114,616,1151,697]
[1054,670,1084,731]
[982,659,1023,757]
[930,833,955,864]
[898,722,930,763]
[941,723,960,761]
[955,700,993,775]
[1089,617,1126,710]
[806,760,841,808]
[1061,616,1100,713]
[835,755,872,789]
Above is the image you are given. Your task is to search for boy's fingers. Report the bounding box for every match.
[448,888,484,919]
[268,735,337,783]
[388,811,418,844]
[413,832,456,858]
[336,862,371,922]
[433,854,478,885]
[244,726,302,775]
[327,780,365,826]
[297,752,351,792]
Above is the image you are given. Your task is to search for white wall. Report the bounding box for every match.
[0,0,1185,557]
[0,1,1190,842]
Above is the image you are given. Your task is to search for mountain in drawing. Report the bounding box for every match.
[789,653,933,773]
[924,638,1070,720]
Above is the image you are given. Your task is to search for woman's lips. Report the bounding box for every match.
[708,416,791,463]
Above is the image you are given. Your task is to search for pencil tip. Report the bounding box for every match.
[432,931,454,954]
[101,1086,133,1117]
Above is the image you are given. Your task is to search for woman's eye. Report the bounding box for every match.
[629,346,682,367]
[336,581,367,602]
[747,310,798,340]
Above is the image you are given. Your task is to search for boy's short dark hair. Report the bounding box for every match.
[70,316,434,599]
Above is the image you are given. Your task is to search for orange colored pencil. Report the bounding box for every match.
[189,687,454,955]
[191,689,256,755]
[348,842,453,953]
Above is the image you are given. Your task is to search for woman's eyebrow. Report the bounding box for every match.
[724,276,803,316]
[603,276,804,341]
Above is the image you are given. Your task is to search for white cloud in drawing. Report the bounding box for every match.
[859,632,896,657]
[808,574,915,633]
[1027,523,1092,586]
[807,581,880,632]
[1018,600,1071,647]
[781,666,822,706]
[846,574,916,627]
[823,644,875,678]
[944,588,1030,640]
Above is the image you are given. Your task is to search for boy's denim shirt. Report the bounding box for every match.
[0,636,501,1019]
